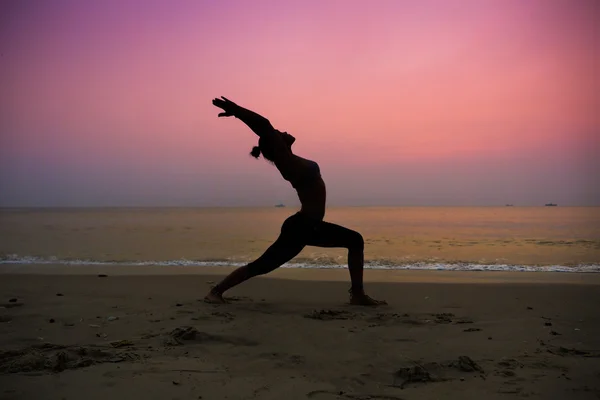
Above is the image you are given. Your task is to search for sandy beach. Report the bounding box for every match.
[1,266,599,400]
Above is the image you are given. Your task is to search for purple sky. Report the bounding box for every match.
[1,0,598,207]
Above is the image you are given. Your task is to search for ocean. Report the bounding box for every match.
[1,207,599,272]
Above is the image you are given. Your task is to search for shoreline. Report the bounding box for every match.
[1,264,599,284]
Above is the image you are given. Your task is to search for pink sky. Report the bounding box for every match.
[1,0,598,206]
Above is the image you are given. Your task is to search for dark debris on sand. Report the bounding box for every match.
[304,310,477,329]
[497,358,524,370]
[307,389,405,400]
[2,302,24,309]
[546,345,599,358]
[162,326,258,347]
[432,313,455,324]
[164,326,200,345]
[0,343,142,373]
[394,364,436,388]
[304,309,354,321]
[451,356,485,373]
[393,356,485,389]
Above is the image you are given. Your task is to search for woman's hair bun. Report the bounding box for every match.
[250,146,261,158]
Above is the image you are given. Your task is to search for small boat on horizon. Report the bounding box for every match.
[274,203,285,208]
[505,204,514,207]
[545,203,558,207]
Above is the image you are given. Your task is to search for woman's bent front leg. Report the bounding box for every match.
[306,221,387,306]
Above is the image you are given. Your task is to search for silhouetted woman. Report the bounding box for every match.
[205,97,386,306]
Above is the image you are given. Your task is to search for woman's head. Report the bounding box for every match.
[250,130,295,162]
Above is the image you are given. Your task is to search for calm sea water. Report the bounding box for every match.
[1,207,599,272]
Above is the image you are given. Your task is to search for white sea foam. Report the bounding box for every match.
[1,254,599,273]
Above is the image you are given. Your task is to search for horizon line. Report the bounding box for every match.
[1,204,598,209]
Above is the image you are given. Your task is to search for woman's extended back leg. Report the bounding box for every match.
[206,234,305,301]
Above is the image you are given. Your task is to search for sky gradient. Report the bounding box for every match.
[1,0,598,207]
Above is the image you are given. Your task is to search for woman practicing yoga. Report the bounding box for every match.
[205,97,386,306]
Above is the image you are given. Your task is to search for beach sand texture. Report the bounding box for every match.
[1,267,599,400]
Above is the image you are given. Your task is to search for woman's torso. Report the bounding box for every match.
[277,156,326,220]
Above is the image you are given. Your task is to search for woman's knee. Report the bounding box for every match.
[347,231,364,251]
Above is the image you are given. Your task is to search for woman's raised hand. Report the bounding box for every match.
[212,96,238,117]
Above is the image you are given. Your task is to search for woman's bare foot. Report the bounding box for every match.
[349,292,387,306]
[204,291,228,304]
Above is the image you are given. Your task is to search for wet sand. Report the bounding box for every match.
[1,266,599,400]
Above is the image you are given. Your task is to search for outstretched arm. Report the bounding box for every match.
[212,96,294,166]
[212,97,275,138]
